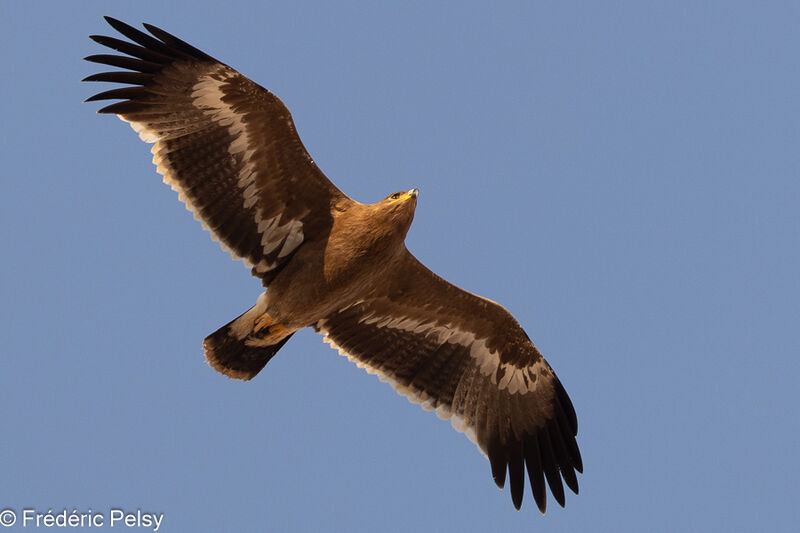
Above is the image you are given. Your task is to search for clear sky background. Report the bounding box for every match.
[1,2,798,532]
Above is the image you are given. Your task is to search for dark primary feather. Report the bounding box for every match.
[84,54,162,74]
[88,34,174,63]
[103,16,214,61]
[142,21,217,60]
[82,71,152,85]
[84,87,150,102]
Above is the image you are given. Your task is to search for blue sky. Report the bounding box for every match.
[1,2,798,532]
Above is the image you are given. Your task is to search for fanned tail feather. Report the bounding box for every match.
[204,307,293,380]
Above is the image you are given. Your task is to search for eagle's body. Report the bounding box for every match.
[268,194,417,330]
[85,17,582,513]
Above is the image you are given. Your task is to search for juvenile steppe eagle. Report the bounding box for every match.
[84,17,582,513]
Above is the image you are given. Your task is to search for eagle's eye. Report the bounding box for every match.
[390,192,402,200]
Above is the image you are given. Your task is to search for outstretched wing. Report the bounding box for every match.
[84,17,351,285]
[315,250,582,512]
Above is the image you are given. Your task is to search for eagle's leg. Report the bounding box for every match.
[252,312,290,343]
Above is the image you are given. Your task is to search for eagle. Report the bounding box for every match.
[84,17,582,513]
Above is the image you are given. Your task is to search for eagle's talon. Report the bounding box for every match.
[253,314,289,342]
[253,313,273,333]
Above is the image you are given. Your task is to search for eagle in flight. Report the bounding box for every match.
[84,17,582,513]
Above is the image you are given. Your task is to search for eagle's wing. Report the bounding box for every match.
[84,17,351,285]
[315,250,582,512]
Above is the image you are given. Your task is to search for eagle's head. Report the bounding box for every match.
[381,188,418,236]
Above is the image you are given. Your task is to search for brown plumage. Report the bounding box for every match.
[84,17,582,512]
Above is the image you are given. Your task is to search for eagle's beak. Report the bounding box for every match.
[409,188,419,199]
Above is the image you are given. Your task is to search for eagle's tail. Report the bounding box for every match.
[203,297,294,380]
